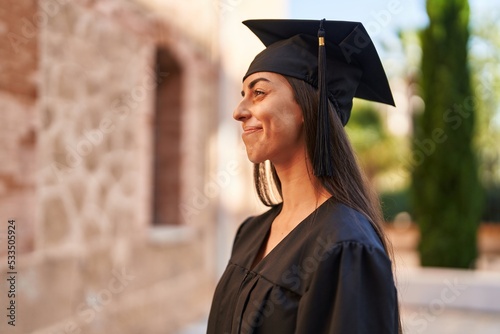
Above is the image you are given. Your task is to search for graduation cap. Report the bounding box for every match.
[242,19,394,177]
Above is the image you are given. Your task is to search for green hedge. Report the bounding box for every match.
[380,185,500,223]
[482,185,500,222]
[379,189,412,222]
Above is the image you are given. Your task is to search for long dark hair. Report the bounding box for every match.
[254,75,402,332]
[253,75,391,255]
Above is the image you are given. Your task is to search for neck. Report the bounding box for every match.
[273,151,330,214]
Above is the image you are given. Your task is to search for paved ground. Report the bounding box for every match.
[177,308,500,334]
[401,305,500,334]
[176,318,207,334]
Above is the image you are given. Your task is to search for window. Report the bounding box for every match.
[152,47,182,225]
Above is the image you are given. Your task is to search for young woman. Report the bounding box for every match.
[208,19,401,334]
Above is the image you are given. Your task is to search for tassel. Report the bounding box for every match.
[313,19,333,177]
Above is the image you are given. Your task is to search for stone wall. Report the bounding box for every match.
[0,0,38,256]
[0,0,219,333]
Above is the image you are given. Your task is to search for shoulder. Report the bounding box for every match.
[312,200,386,252]
[304,202,394,285]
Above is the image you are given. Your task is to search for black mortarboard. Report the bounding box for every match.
[242,19,394,177]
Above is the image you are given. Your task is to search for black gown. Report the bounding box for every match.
[207,199,399,334]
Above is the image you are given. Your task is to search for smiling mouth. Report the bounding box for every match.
[243,127,263,134]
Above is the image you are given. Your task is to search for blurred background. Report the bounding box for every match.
[0,0,499,333]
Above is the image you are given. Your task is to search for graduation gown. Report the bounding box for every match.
[207,199,399,334]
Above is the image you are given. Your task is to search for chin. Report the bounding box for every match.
[247,155,265,164]
[245,149,266,164]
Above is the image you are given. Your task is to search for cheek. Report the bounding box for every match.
[270,108,303,140]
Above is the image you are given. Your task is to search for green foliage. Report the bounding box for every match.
[412,0,483,268]
[380,189,411,222]
[346,103,403,182]
[380,185,500,224]
[482,185,500,223]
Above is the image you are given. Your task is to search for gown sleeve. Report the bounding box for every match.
[295,241,399,334]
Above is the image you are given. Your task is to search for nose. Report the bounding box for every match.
[233,99,251,122]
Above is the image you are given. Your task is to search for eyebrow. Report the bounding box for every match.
[241,77,271,97]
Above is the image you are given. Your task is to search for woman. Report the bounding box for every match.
[208,19,401,333]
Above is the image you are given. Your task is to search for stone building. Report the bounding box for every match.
[0,0,287,333]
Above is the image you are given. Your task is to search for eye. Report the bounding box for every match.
[254,90,265,96]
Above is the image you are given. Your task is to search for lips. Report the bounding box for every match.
[243,126,263,134]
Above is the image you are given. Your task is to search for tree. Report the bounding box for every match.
[347,103,401,183]
[411,0,483,268]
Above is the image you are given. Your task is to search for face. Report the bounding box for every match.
[234,72,305,165]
